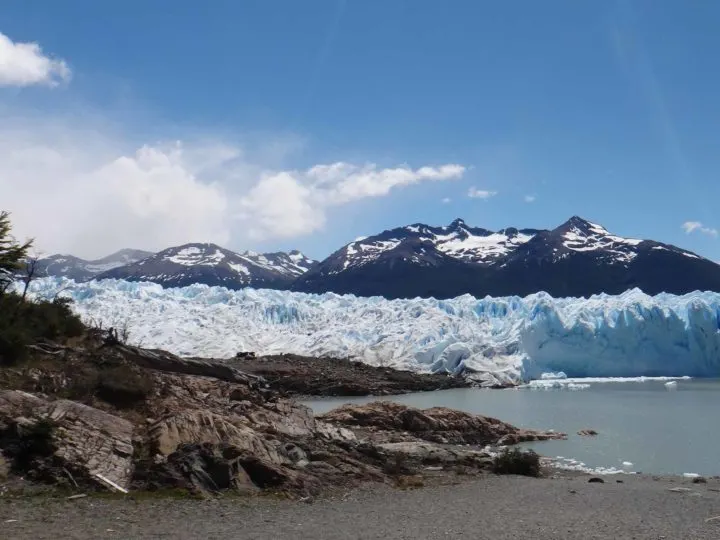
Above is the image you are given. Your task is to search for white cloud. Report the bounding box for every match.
[524,194,536,203]
[0,31,71,87]
[682,221,718,237]
[441,197,452,204]
[238,162,465,239]
[467,187,497,200]
[0,114,466,256]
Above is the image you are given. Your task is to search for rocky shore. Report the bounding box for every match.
[223,352,471,397]
[0,334,562,499]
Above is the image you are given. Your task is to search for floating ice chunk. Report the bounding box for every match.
[519,380,590,391]
[664,381,678,389]
[540,371,568,380]
[622,461,633,469]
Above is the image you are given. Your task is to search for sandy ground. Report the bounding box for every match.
[2,474,720,539]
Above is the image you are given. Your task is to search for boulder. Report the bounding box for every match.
[320,401,566,446]
[0,390,134,491]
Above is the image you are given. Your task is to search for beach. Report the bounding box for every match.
[3,473,719,539]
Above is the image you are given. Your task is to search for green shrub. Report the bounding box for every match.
[0,293,85,365]
[491,448,541,477]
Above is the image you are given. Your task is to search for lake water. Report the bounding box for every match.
[302,379,720,476]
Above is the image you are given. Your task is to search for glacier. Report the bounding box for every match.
[22,277,720,386]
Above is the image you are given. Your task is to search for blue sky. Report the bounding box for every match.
[1,0,718,261]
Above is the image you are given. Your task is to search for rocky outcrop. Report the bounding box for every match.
[319,401,566,446]
[232,353,470,397]
[0,390,133,491]
[1,339,561,497]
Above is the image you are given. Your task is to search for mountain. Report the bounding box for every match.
[95,243,316,290]
[35,249,154,281]
[291,216,720,299]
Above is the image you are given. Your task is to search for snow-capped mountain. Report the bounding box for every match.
[34,249,153,282]
[96,243,316,290]
[292,216,720,299]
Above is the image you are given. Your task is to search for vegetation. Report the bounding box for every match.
[0,210,33,295]
[491,448,541,477]
[96,365,154,409]
[0,211,84,365]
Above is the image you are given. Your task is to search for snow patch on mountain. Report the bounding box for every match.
[25,278,720,386]
[560,220,643,264]
[435,229,535,262]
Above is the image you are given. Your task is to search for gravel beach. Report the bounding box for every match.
[3,474,719,539]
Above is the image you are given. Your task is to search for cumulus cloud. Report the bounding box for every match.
[238,162,465,239]
[467,187,497,199]
[0,31,71,87]
[682,221,718,237]
[0,114,466,256]
[524,194,536,203]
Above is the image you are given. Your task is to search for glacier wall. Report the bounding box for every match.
[23,278,720,385]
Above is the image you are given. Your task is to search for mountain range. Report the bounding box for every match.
[34,216,720,299]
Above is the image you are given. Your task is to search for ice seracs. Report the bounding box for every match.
[24,278,720,387]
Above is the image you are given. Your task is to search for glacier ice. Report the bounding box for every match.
[22,278,720,385]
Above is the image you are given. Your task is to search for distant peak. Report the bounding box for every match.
[449,218,467,229]
[566,215,591,226]
[558,216,606,233]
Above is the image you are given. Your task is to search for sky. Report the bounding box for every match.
[1,0,719,261]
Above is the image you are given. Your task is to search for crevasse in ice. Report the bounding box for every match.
[23,278,720,385]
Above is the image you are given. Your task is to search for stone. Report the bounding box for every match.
[0,390,134,491]
[320,401,566,446]
[588,477,605,483]
[577,429,598,436]
[147,411,283,465]
[692,476,708,484]
[145,443,259,495]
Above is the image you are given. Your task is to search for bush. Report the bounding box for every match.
[491,448,541,477]
[0,293,85,365]
[96,365,154,408]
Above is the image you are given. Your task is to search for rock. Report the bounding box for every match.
[114,344,264,386]
[233,353,469,397]
[320,401,566,446]
[577,429,598,436]
[315,421,356,443]
[0,390,134,491]
[0,454,9,480]
[147,411,283,465]
[588,477,605,483]
[144,443,259,495]
[378,441,488,466]
[692,476,708,484]
[1,338,568,497]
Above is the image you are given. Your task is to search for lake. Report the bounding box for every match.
[302,379,720,476]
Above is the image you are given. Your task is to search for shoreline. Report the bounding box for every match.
[3,471,719,539]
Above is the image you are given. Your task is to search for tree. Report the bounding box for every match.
[0,211,33,295]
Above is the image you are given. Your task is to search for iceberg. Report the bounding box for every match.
[22,278,720,385]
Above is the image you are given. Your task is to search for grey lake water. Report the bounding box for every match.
[302,379,720,476]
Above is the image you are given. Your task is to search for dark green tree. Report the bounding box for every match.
[0,211,33,295]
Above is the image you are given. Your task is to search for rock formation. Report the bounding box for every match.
[0,338,564,497]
